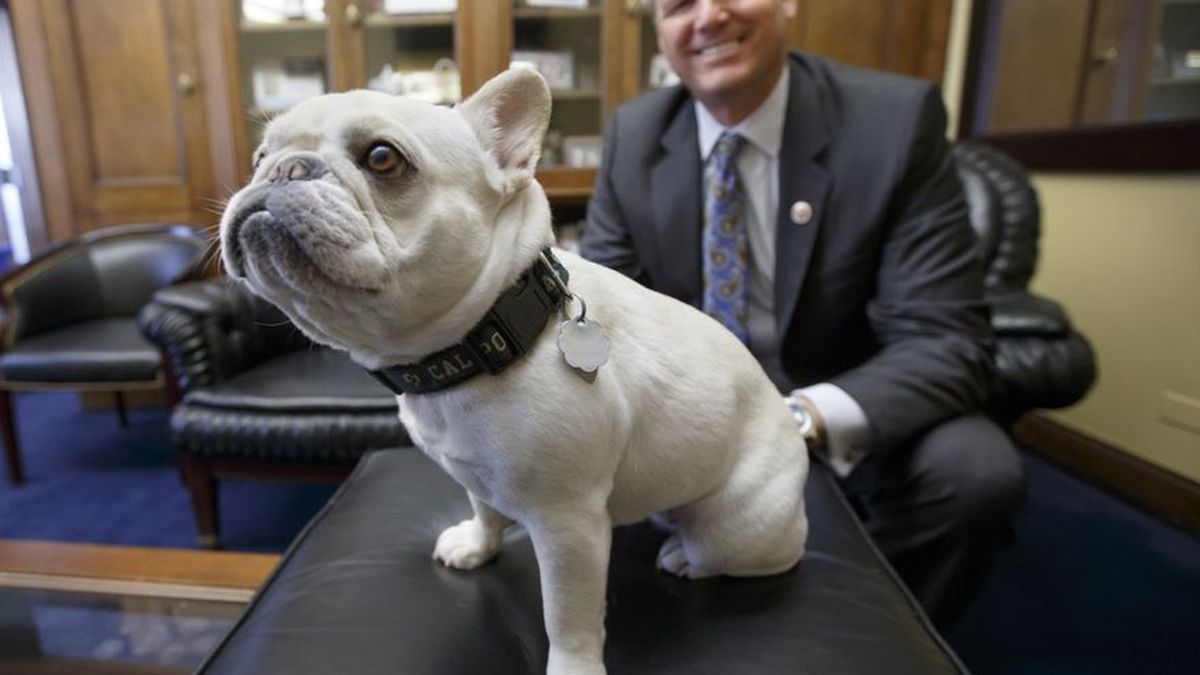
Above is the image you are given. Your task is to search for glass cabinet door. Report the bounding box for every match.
[358,0,461,104]
[511,0,604,169]
[235,0,331,150]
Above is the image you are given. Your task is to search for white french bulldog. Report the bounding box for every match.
[220,68,808,675]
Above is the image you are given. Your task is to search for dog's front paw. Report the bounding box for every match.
[433,519,501,570]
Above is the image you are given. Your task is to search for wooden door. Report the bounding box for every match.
[975,0,1166,135]
[1077,0,1165,126]
[12,0,213,239]
[787,0,954,84]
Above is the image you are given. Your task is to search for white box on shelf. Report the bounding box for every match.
[242,0,324,22]
[381,0,457,13]
[523,0,590,8]
[511,51,575,90]
[562,135,602,168]
[368,59,461,104]
[252,58,326,111]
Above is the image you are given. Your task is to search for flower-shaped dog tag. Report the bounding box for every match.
[558,318,610,375]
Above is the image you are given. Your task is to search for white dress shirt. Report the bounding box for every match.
[695,68,870,477]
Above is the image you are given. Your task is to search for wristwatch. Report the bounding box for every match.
[786,396,825,448]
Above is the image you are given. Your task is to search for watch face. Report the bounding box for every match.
[786,397,816,440]
[794,406,812,431]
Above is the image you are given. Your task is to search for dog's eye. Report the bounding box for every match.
[362,142,405,176]
[251,150,265,172]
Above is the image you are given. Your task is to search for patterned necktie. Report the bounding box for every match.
[702,132,750,344]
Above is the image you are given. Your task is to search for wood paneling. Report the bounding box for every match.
[1078,0,1165,126]
[456,0,511,97]
[14,0,214,237]
[604,0,637,120]
[987,0,1093,133]
[73,1,181,181]
[893,0,955,85]
[194,0,246,198]
[328,0,360,92]
[991,0,1094,130]
[787,0,953,85]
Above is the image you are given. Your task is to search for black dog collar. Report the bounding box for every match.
[370,249,570,395]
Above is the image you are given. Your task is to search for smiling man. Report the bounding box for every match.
[581,0,1025,628]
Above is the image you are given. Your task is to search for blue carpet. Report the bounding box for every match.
[0,391,334,553]
[948,451,1200,674]
[2,391,1198,671]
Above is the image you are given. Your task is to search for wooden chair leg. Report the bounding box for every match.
[0,389,23,485]
[114,391,129,428]
[180,455,220,548]
[159,355,182,406]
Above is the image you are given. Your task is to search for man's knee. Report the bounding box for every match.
[912,415,1025,533]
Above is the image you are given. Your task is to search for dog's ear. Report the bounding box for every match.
[457,67,551,195]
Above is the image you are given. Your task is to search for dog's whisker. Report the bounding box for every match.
[194,241,223,274]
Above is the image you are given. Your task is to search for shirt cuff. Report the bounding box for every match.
[793,383,871,478]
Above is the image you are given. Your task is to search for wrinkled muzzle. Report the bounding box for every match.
[221,152,387,295]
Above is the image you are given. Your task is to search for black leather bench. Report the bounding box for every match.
[199,449,966,674]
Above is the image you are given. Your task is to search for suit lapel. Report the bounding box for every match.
[775,57,832,336]
[651,103,703,304]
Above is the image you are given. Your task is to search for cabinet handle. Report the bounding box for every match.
[177,73,197,95]
[1091,46,1119,68]
[345,3,362,28]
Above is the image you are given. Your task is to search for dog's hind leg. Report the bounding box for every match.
[660,429,809,579]
[663,468,807,579]
[434,492,513,570]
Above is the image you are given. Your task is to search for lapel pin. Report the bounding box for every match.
[790,200,814,225]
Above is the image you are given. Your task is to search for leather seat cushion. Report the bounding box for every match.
[0,318,160,384]
[199,450,964,674]
[185,349,398,413]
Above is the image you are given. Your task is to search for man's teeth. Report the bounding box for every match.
[699,40,738,57]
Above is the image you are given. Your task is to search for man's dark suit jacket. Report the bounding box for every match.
[581,52,994,453]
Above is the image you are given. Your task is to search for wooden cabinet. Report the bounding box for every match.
[208,0,628,202]
[12,0,953,241]
[10,0,216,239]
[969,0,1171,135]
[212,0,953,202]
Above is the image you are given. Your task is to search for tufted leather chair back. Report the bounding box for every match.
[952,141,1040,297]
[216,283,314,383]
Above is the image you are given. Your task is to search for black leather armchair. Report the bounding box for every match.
[953,141,1097,425]
[0,224,206,484]
[137,278,408,547]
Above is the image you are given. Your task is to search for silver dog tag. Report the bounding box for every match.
[558,317,609,378]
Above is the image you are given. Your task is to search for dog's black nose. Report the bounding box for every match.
[270,152,328,183]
